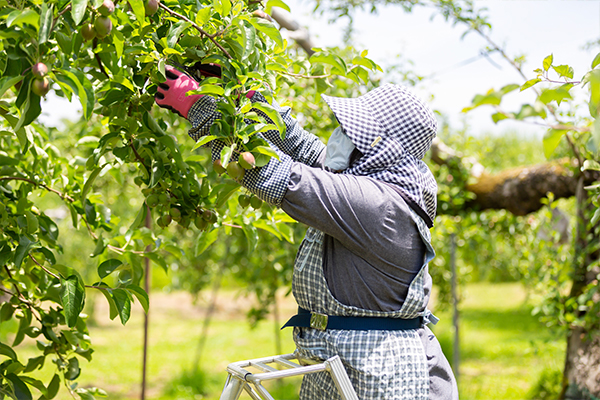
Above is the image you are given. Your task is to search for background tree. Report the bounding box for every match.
[0,0,381,398]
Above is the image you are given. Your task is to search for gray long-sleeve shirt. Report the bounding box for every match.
[282,151,426,312]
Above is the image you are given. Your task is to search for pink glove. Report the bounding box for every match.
[155,65,203,119]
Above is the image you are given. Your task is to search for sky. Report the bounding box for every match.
[280,0,600,137]
[40,0,600,138]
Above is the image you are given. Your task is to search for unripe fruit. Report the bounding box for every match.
[161,214,172,226]
[32,63,48,78]
[213,159,226,175]
[81,23,96,41]
[31,77,50,96]
[170,207,181,221]
[194,215,208,231]
[238,194,251,208]
[146,194,159,208]
[226,161,245,181]
[145,0,159,16]
[238,152,256,170]
[159,193,170,205]
[94,16,112,38]
[98,0,115,16]
[250,196,263,209]
[202,210,217,224]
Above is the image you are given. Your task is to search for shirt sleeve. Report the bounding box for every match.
[280,163,421,261]
[248,92,326,166]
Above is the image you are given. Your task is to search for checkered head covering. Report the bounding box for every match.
[322,84,438,222]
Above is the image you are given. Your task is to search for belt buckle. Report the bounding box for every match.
[310,313,328,331]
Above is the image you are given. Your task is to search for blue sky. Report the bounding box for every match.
[41,0,600,138]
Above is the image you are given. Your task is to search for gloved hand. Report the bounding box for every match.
[155,65,203,119]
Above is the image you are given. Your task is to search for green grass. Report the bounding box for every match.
[432,283,565,400]
[7,283,564,400]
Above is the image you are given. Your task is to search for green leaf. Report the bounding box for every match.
[125,285,149,313]
[552,64,574,79]
[195,7,212,25]
[214,0,231,16]
[195,228,219,256]
[111,288,131,324]
[46,374,60,399]
[592,52,600,69]
[543,129,567,158]
[591,206,600,226]
[0,75,24,98]
[60,275,85,328]
[96,283,118,320]
[167,20,190,48]
[240,20,256,61]
[250,102,286,139]
[38,3,53,44]
[543,54,553,71]
[66,357,80,380]
[128,0,145,24]
[190,84,225,96]
[539,87,572,106]
[521,78,541,91]
[253,145,280,160]
[14,236,38,268]
[192,135,219,151]
[243,16,283,48]
[5,373,32,400]
[582,159,600,171]
[242,223,258,254]
[7,9,39,29]
[0,342,18,361]
[98,259,123,278]
[15,88,42,131]
[266,0,290,13]
[128,204,148,231]
[81,167,102,201]
[71,0,89,25]
[310,52,347,75]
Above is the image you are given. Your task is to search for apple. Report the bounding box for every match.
[212,159,226,175]
[32,63,48,78]
[98,0,115,16]
[81,23,96,41]
[238,152,256,170]
[250,196,263,209]
[31,77,50,96]
[145,0,160,16]
[202,210,217,224]
[226,161,245,181]
[94,16,112,38]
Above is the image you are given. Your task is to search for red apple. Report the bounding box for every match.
[98,0,115,16]
[32,62,48,78]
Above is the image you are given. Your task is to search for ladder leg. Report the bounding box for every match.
[219,373,245,400]
[326,356,359,400]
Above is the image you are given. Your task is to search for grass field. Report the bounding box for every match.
[8,282,565,400]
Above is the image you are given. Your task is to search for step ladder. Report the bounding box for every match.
[219,352,359,400]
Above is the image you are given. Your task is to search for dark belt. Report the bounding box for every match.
[281,307,423,331]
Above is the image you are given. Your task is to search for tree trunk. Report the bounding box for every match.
[561,178,600,400]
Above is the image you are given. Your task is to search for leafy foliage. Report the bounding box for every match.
[0,0,382,397]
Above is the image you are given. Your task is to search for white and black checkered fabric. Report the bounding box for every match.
[292,217,434,400]
[322,84,438,222]
[187,96,220,140]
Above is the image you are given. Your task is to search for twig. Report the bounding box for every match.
[93,38,110,79]
[4,265,43,322]
[159,2,233,59]
[28,254,61,280]
[0,177,75,202]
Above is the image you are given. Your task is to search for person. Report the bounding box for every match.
[155,64,459,400]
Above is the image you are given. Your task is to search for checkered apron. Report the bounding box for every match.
[292,207,435,400]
